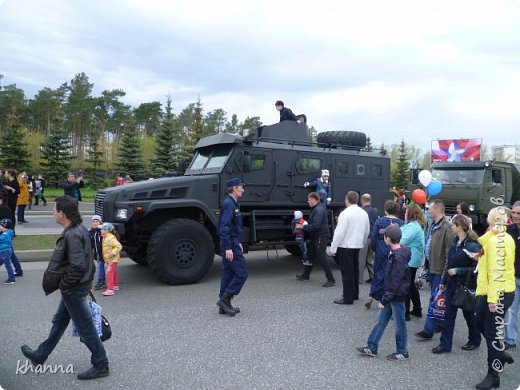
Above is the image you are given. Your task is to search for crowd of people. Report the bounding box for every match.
[2,169,518,387]
[302,192,517,389]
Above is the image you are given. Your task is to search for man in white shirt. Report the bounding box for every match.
[331,191,370,305]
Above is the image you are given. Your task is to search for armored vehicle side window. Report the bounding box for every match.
[251,154,266,170]
[372,164,383,178]
[491,169,502,185]
[298,157,321,172]
[337,161,349,177]
[356,163,366,176]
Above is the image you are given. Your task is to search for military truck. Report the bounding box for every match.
[410,160,520,227]
[95,121,391,285]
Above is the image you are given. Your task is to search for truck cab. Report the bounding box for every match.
[410,161,520,227]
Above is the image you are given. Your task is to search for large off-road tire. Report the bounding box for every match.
[126,247,148,266]
[284,244,302,257]
[147,218,215,285]
[317,131,367,148]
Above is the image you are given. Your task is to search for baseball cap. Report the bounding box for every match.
[91,215,102,222]
[294,210,303,219]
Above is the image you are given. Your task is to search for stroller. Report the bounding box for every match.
[416,264,429,290]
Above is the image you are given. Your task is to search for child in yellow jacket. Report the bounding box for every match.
[99,223,122,296]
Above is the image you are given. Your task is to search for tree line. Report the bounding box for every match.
[1,72,446,189]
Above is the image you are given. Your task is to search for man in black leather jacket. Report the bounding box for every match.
[295,192,336,287]
[21,196,110,380]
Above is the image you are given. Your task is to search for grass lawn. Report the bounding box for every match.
[43,188,98,202]
[14,235,60,251]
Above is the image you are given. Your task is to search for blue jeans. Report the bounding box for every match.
[96,259,106,284]
[17,204,27,223]
[0,249,14,280]
[296,237,308,262]
[367,301,408,354]
[10,246,22,274]
[423,273,443,335]
[35,289,108,369]
[505,277,520,345]
[439,283,481,350]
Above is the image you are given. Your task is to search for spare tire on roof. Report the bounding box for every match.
[317,131,367,148]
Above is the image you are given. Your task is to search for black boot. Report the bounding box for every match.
[217,292,236,316]
[219,296,240,314]
[475,368,500,389]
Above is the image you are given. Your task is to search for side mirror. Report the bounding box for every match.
[177,159,186,173]
[243,154,251,172]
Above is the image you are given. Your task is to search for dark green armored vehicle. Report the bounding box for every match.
[410,160,520,227]
[95,121,391,284]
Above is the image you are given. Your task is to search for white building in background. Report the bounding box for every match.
[492,145,520,167]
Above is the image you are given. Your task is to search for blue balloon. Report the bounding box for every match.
[427,179,442,196]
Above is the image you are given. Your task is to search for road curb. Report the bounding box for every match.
[17,249,54,262]
[17,250,130,262]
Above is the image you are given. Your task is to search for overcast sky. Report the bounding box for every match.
[1,0,519,153]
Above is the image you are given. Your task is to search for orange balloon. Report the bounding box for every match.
[412,189,427,205]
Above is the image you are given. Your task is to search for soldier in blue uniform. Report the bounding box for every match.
[217,178,249,316]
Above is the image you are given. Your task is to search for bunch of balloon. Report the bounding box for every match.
[411,169,443,205]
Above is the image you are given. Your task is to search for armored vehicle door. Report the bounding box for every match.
[291,152,328,203]
[483,166,508,206]
[228,148,274,203]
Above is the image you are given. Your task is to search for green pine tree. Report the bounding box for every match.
[0,106,31,170]
[152,96,177,176]
[366,135,373,152]
[40,109,72,188]
[391,139,411,189]
[85,128,106,189]
[117,123,146,181]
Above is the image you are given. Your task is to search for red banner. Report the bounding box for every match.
[431,139,482,163]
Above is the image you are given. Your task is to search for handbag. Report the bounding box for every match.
[452,270,476,311]
[71,291,112,342]
[427,286,446,320]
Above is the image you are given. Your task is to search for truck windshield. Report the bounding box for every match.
[187,145,232,173]
[432,168,485,184]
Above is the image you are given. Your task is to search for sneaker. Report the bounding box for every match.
[295,274,310,281]
[14,272,23,277]
[302,260,312,266]
[93,282,105,290]
[3,279,15,285]
[386,352,409,361]
[415,331,433,340]
[113,286,119,291]
[322,280,336,288]
[356,346,377,357]
[102,289,115,296]
[505,343,516,350]
[410,309,422,318]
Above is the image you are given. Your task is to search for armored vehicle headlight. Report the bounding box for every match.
[115,208,128,220]
[243,128,251,137]
[469,204,475,212]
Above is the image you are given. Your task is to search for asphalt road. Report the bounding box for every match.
[16,203,95,236]
[1,252,519,390]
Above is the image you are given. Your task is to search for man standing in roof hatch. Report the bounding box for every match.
[216,178,249,317]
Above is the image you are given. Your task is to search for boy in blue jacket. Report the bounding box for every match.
[357,224,411,360]
[0,218,16,284]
